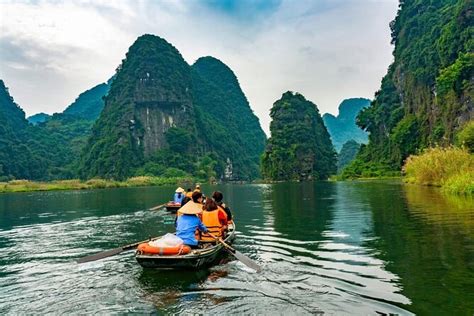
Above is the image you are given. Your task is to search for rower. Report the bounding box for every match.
[173,187,185,205]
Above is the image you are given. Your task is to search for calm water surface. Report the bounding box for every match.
[0,181,473,314]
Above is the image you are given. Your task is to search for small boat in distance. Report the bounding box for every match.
[135,223,236,270]
[165,201,181,212]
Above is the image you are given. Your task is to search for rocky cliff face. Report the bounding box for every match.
[79,35,197,179]
[261,91,336,180]
[352,0,473,173]
[79,35,265,180]
[192,56,266,180]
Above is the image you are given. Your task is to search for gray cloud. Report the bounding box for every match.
[0,0,398,134]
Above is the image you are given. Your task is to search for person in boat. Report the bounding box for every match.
[199,198,228,243]
[192,191,204,205]
[181,188,193,206]
[212,191,232,221]
[194,184,201,193]
[186,188,193,198]
[175,201,208,249]
[173,187,185,205]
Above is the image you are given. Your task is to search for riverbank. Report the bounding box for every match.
[0,176,194,193]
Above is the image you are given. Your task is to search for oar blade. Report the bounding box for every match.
[77,247,123,264]
[230,249,262,272]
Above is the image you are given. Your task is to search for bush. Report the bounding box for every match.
[456,120,474,153]
[403,146,474,194]
[443,172,474,195]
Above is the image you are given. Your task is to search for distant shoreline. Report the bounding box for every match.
[0,176,194,194]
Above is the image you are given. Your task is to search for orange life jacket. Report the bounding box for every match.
[199,209,224,242]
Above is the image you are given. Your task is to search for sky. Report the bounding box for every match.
[0,0,399,134]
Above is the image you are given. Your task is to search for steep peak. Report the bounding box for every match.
[0,79,27,125]
[193,56,240,91]
[337,98,370,121]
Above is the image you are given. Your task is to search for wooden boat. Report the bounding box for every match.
[135,223,236,270]
[165,202,181,212]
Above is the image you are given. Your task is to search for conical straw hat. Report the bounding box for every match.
[175,187,185,193]
[178,201,203,215]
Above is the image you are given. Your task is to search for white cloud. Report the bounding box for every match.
[0,0,398,134]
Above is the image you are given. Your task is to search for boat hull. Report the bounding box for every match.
[136,225,236,270]
[165,203,181,212]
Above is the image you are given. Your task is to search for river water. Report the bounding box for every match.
[0,181,473,315]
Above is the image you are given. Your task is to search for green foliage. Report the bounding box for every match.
[27,113,50,125]
[79,37,266,182]
[261,92,337,180]
[3,36,266,183]
[351,0,473,178]
[165,127,193,154]
[79,35,193,180]
[0,176,193,193]
[195,154,218,182]
[63,82,109,120]
[192,56,266,180]
[337,140,361,172]
[403,146,473,195]
[436,52,474,97]
[456,120,474,152]
[322,98,370,151]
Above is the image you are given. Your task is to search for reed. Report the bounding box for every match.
[403,147,474,194]
[0,176,194,193]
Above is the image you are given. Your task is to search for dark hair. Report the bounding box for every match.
[204,198,218,212]
[192,191,203,203]
[212,191,223,203]
[187,188,192,192]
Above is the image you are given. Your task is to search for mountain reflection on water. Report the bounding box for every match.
[0,181,472,314]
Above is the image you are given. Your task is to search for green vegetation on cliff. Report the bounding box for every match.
[344,0,473,177]
[192,56,266,180]
[261,92,336,180]
[79,35,266,181]
[337,140,361,172]
[62,82,109,120]
[79,35,195,180]
[322,98,369,151]
[27,112,50,125]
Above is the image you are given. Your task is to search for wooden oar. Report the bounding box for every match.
[208,232,261,272]
[77,237,157,264]
[149,203,167,211]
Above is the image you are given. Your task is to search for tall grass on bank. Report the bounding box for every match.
[0,176,194,193]
[403,147,474,195]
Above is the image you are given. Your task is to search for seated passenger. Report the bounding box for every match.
[199,199,228,242]
[194,184,201,193]
[181,188,193,206]
[173,187,185,204]
[212,191,233,221]
[191,191,204,205]
[175,201,207,249]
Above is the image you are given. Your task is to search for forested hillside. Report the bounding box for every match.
[261,92,336,180]
[27,113,50,125]
[62,82,109,120]
[322,98,369,151]
[0,80,69,180]
[345,0,473,177]
[192,57,266,180]
[79,35,266,180]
